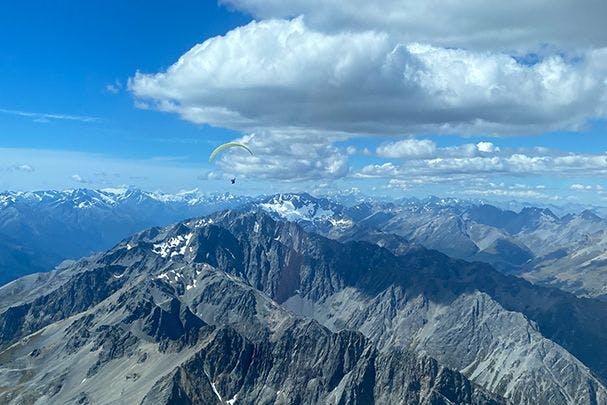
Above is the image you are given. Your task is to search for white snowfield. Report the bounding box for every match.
[152,233,194,259]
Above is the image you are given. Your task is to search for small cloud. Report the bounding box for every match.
[105,80,122,94]
[346,146,357,155]
[0,108,99,123]
[0,164,35,173]
[3,164,35,172]
[387,179,409,190]
[377,138,437,159]
[106,84,119,94]
[134,100,150,110]
[16,164,34,172]
[200,171,222,180]
[476,141,499,153]
[463,188,547,199]
[71,174,84,182]
[570,183,592,190]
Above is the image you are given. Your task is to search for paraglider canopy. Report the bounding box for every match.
[208,142,253,163]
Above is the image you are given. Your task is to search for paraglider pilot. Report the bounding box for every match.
[208,142,252,186]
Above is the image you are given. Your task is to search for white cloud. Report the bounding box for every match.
[2,164,34,173]
[0,108,99,123]
[210,130,349,181]
[17,164,34,172]
[463,188,549,199]
[358,151,607,180]
[376,138,504,160]
[134,100,150,110]
[477,141,499,153]
[71,174,84,183]
[358,162,400,178]
[221,0,607,52]
[105,79,122,94]
[387,178,410,190]
[570,183,595,191]
[377,139,436,158]
[130,18,607,137]
[454,181,557,200]
[124,3,607,189]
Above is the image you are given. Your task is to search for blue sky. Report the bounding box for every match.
[0,1,246,157]
[1,1,607,205]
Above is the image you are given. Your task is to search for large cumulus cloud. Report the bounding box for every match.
[128,5,607,189]
[130,18,607,137]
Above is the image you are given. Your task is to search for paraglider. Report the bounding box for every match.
[208,142,253,162]
[208,142,253,184]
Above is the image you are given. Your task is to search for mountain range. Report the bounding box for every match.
[3,188,607,301]
[0,188,253,285]
[256,193,607,300]
[1,208,607,403]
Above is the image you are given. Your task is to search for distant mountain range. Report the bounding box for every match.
[0,188,254,285]
[256,193,607,300]
[2,188,607,302]
[2,209,607,404]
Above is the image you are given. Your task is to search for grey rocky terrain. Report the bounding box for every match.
[257,193,607,300]
[0,212,504,404]
[1,209,607,403]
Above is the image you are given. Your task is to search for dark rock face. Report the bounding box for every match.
[142,322,502,405]
[0,264,127,346]
[87,325,139,377]
[0,209,606,404]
